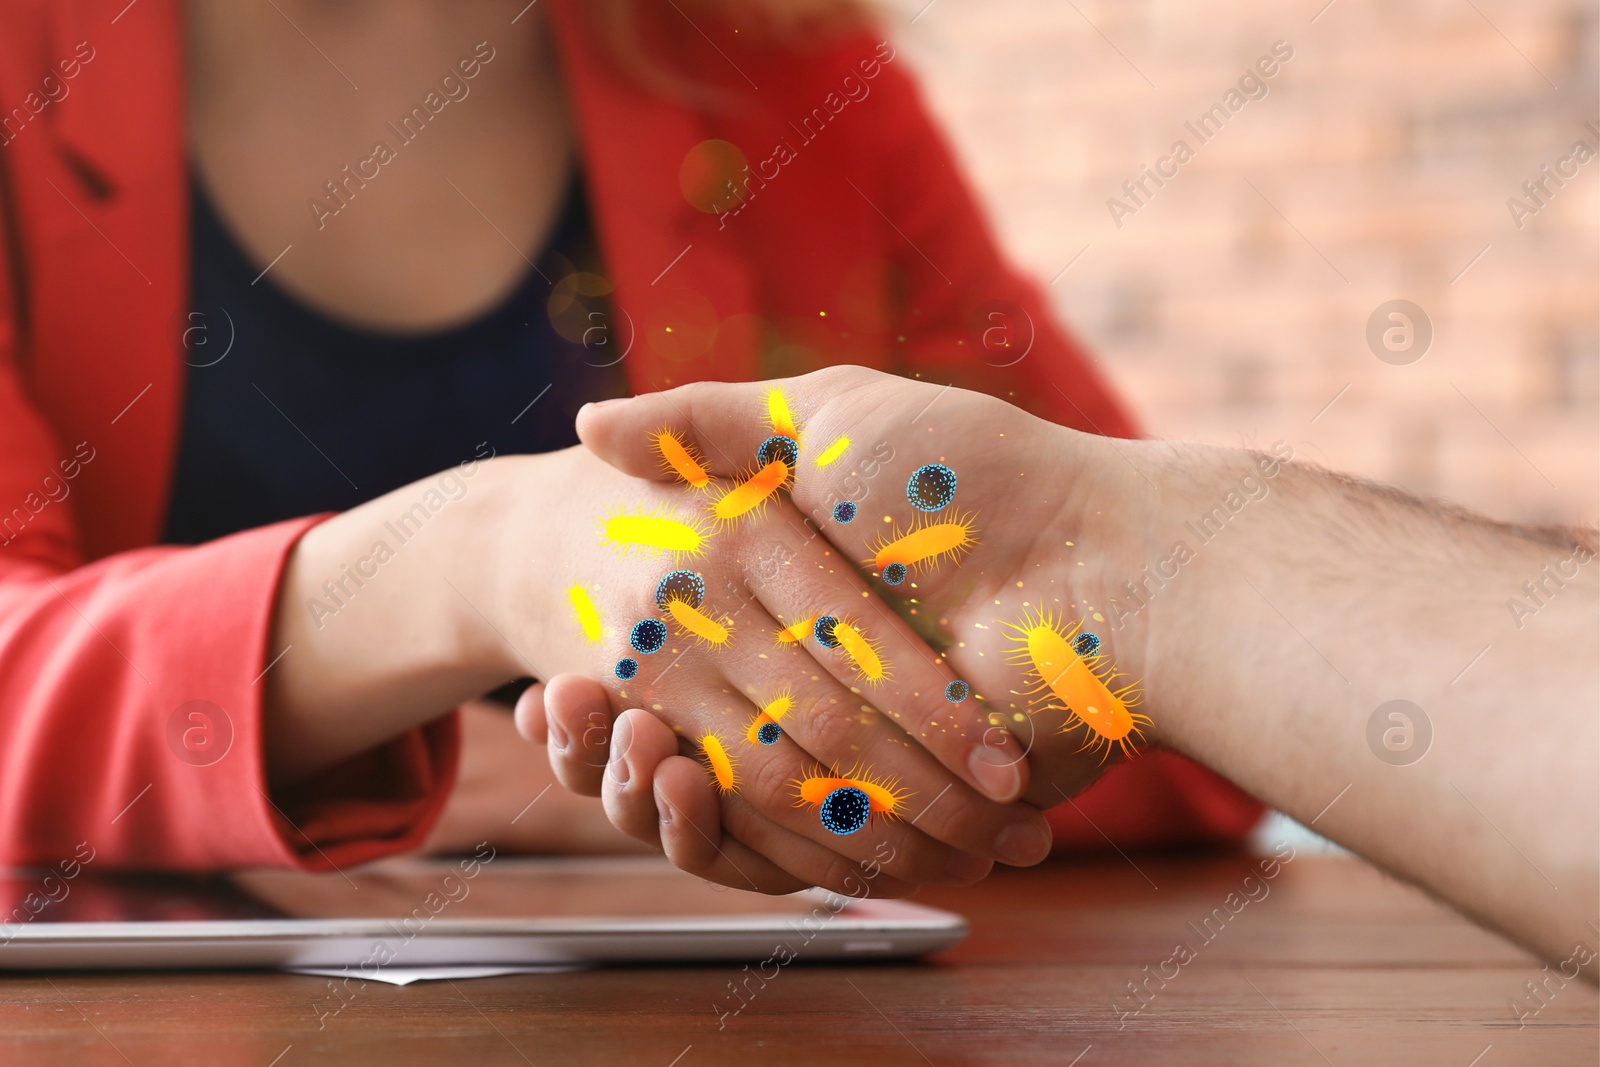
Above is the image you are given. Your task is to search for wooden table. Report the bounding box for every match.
[1,853,1593,1066]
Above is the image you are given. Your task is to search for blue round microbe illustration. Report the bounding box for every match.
[757,721,782,746]
[614,658,639,681]
[813,615,841,649]
[906,463,957,512]
[945,679,970,703]
[833,500,857,524]
[630,619,667,655]
[654,569,706,612]
[757,434,799,468]
[881,562,907,586]
[1073,632,1101,657]
[818,786,871,835]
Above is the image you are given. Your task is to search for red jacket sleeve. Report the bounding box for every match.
[0,348,459,873]
[855,48,1264,850]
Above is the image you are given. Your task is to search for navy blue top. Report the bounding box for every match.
[163,174,627,545]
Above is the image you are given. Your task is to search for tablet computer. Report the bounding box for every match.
[0,854,967,971]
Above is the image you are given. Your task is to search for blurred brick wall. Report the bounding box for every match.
[888,0,1598,526]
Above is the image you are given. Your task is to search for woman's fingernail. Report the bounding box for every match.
[994,821,1052,866]
[548,714,569,753]
[944,850,992,883]
[967,743,1022,802]
[608,715,632,785]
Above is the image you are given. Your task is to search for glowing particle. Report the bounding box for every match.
[833,620,889,684]
[599,504,707,560]
[614,658,639,680]
[710,460,790,526]
[793,763,908,830]
[868,511,980,575]
[834,500,857,523]
[775,613,820,646]
[1003,608,1148,760]
[745,689,795,744]
[757,434,799,468]
[630,619,667,654]
[654,569,706,612]
[1073,632,1101,657]
[652,427,709,489]
[767,387,798,438]
[757,721,782,745]
[700,734,739,794]
[819,787,870,835]
[881,562,907,586]
[815,436,851,467]
[567,585,604,643]
[945,679,970,703]
[666,597,733,648]
[813,615,841,649]
[907,463,957,511]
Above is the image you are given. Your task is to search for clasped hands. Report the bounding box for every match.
[509,366,1162,897]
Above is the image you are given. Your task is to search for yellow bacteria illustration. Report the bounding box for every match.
[652,427,710,489]
[793,764,908,835]
[830,619,889,684]
[566,585,604,643]
[774,613,820,646]
[815,435,850,468]
[700,734,739,794]
[1003,607,1148,760]
[598,503,708,561]
[746,689,794,746]
[665,597,733,649]
[867,510,980,576]
[710,459,790,526]
[766,386,799,439]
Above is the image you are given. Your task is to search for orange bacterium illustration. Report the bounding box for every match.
[700,734,739,794]
[793,764,908,834]
[652,427,710,489]
[599,503,708,561]
[867,510,980,577]
[1003,608,1148,760]
[664,595,733,649]
[830,619,890,684]
[710,459,790,526]
[746,689,794,746]
[566,585,604,643]
[774,613,820,646]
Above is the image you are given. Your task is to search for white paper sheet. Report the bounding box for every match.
[287,963,584,986]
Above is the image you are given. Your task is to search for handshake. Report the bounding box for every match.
[505,365,1222,896]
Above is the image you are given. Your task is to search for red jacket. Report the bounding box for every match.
[0,0,1260,870]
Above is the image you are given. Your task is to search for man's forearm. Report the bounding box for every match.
[1127,439,1597,969]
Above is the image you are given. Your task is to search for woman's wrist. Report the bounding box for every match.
[264,454,529,783]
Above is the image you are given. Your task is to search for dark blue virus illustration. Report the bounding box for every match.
[881,562,907,586]
[756,434,799,469]
[833,500,857,524]
[614,658,639,681]
[945,679,970,703]
[818,786,872,835]
[813,615,841,649]
[757,721,782,746]
[654,569,706,612]
[906,463,957,512]
[1073,632,1101,658]
[630,618,668,655]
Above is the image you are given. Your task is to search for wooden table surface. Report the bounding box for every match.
[2,852,1593,1066]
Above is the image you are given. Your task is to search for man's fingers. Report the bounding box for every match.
[651,756,815,895]
[511,680,549,743]
[600,709,682,844]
